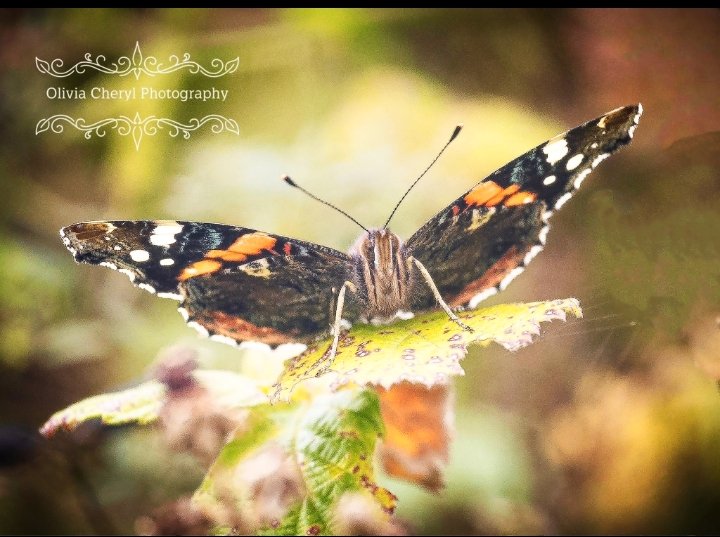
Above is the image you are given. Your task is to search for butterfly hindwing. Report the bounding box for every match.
[407,104,642,309]
[61,220,356,345]
[179,251,358,346]
[408,203,545,311]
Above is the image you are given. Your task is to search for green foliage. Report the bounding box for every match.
[39,298,582,534]
[41,373,396,535]
[195,389,394,535]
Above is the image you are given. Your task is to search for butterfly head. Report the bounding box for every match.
[351,228,403,273]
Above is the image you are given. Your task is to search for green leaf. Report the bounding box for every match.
[273,299,582,402]
[40,370,268,437]
[194,389,396,536]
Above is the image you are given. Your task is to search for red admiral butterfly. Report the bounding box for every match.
[61,105,642,365]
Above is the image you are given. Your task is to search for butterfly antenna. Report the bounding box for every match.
[282,176,370,233]
[383,124,463,229]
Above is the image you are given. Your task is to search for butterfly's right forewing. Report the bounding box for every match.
[407,105,642,310]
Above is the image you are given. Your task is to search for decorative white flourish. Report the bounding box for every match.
[36,41,239,79]
[36,113,239,150]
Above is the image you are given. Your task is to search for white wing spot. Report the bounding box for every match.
[591,142,599,149]
[468,287,497,309]
[157,292,183,301]
[60,232,78,255]
[138,283,156,294]
[209,334,239,347]
[113,245,122,251]
[160,258,175,266]
[542,137,569,165]
[538,225,550,245]
[543,175,557,186]
[592,153,610,168]
[150,222,183,247]
[187,321,209,338]
[499,267,525,291]
[523,244,544,266]
[634,103,643,124]
[118,268,136,282]
[555,192,573,210]
[566,154,584,171]
[573,168,592,189]
[130,249,150,262]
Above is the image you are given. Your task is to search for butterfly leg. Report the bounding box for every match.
[410,257,474,333]
[316,280,356,376]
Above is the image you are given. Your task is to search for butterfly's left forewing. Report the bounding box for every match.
[407,104,642,310]
[61,221,358,346]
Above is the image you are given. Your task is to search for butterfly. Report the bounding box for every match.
[61,104,642,366]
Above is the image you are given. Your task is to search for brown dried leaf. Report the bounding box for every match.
[377,382,453,492]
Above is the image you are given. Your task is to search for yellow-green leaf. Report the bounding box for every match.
[273,299,582,402]
[40,370,268,437]
[40,380,165,437]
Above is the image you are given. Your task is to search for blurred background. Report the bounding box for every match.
[1,8,719,535]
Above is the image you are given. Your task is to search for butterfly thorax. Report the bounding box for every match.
[350,228,413,320]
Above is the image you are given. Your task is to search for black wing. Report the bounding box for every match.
[407,104,642,310]
[61,220,357,346]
